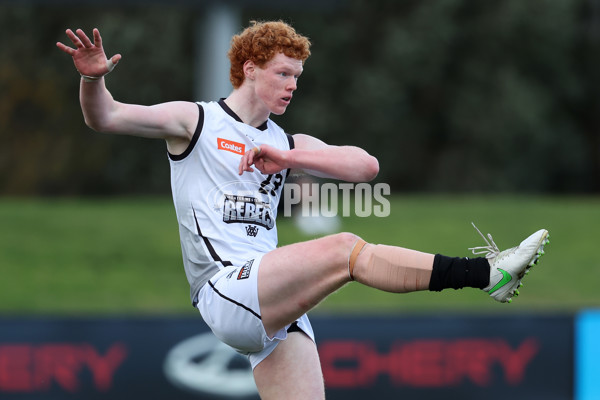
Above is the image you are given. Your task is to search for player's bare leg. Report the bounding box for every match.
[258,232,435,336]
[258,226,548,337]
[258,233,356,336]
[253,331,324,400]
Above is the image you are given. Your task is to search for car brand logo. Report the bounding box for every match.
[163,332,258,398]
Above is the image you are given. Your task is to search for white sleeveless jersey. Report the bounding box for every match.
[168,100,294,304]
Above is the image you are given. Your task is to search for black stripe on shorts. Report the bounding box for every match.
[208,280,262,320]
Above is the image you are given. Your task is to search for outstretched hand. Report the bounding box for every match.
[56,28,121,79]
[238,144,291,176]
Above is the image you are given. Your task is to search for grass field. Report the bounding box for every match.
[0,195,598,316]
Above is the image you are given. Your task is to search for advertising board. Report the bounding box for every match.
[0,315,572,399]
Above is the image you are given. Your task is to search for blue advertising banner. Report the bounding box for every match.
[0,315,572,399]
[576,309,600,400]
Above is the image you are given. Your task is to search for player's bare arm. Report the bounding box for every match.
[239,133,379,182]
[56,28,196,155]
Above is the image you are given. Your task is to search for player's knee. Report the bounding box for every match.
[329,231,360,246]
[329,232,363,265]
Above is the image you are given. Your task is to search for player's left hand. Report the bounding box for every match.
[238,144,290,175]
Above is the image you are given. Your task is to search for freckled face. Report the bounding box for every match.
[253,53,303,115]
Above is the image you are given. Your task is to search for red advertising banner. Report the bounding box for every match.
[0,315,572,399]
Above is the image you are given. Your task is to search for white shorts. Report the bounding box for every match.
[196,254,315,369]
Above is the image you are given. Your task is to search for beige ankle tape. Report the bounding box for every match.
[348,239,367,280]
[365,244,433,292]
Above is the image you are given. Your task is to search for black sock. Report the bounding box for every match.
[428,254,490,292]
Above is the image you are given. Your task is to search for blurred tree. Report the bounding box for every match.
[276,0,592,192]
[0,5,194,196]
[577,0,600,192]
[0,0,596,195]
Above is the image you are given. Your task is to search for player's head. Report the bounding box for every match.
[228,20,311,89]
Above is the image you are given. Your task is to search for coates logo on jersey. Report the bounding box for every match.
[217,138,245,155]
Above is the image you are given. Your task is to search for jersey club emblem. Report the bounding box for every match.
[245,225,259,237]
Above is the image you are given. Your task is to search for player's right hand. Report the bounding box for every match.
[56,28,121,79]
[238,144,290,176]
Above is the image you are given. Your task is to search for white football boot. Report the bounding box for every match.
[469,223,549,303]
